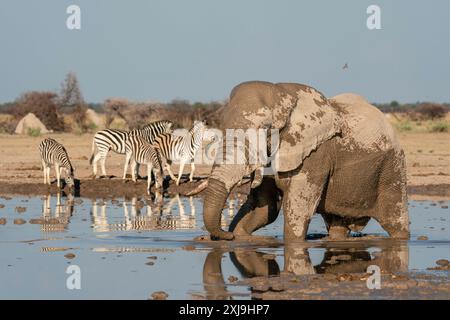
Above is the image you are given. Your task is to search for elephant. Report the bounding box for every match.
[201,81,409,241]
[201,244,409,299]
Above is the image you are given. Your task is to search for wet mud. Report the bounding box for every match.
[0,178,449,199]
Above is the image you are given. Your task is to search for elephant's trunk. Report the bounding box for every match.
[203,178,234,240]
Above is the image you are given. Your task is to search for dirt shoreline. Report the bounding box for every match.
[0,178,449,200]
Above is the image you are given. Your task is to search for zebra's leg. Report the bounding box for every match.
[136,163,141,179]
[46,166,51,185]
[42,160,47,184]
[189,161,195,182]
[100,155,107,177]
[131,159,137,182]
[147,163,153,194]
[176,160,186,186]
[165,163,177,181]
[123,151,132,180]
[55,164,61,188]
[92,151,104,178]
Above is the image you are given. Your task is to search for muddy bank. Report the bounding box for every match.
[237,272,450,299]
[0,178,449,199]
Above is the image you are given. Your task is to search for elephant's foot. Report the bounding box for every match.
[327,225,350,240]
[380,223,410,240]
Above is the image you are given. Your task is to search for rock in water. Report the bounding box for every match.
[150,291,168,300]
[436,259,449,266]
[14,219,26,225]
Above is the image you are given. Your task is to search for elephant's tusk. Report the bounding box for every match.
[185,180,209,196]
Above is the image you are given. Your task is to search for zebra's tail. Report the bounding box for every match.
[89,138,96,165]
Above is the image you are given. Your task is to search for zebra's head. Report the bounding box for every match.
[191,120,207,134]
[65,167,75,189]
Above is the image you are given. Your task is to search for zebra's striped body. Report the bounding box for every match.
[89,120,173,178]
[125,135,164,193]
[39,138,74,189]
[153,120,207,185]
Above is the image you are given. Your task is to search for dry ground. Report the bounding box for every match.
[0,132,449,198]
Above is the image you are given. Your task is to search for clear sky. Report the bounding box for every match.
[0,0,449,103]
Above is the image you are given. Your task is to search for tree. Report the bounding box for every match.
[60,72,84,109]
[415,103,449,120]
[11,91,65,131]
[60,72,88,130]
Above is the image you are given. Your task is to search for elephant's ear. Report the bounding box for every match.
[272,84,341,172]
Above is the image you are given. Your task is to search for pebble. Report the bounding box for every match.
[0,204,5,209]
[436,259,449,266]
[15,207,26,213]
[441,205,449,209]
[270,282,284,292]
[252,284,270,292]
[150,291,168,300]
[417,236,428,241]
[13,219,26,225]
[64,253,76,259]
[0,218,6,225]
[228,276,238,283]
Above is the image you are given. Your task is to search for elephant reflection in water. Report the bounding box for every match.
[38,193,74,232]
[201,244,408,299]
[90,193,198,232]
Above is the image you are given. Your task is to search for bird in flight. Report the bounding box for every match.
[342,63,349,70]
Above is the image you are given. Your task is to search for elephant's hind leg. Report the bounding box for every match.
[228,177,281,237]
[376,150,410,239]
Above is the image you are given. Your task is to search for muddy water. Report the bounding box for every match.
[0,194,449,299]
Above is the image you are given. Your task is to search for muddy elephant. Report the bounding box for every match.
[202,81,409,241]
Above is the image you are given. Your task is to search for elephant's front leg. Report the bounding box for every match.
[282,169,328,241]
[228,177,281,237]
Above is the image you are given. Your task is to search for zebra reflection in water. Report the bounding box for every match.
[90,194,199,232]
[35,193,74,233]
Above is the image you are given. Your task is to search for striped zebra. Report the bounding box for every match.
[152,120,208,185]
[89,120,173,178]
[125,135,164,193]
[39,138,74,189]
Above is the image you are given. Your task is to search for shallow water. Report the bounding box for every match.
[0,194,449,299]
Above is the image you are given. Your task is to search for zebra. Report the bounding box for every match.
[152,120,208,185]
[89,120,173,179]
[125,135,164,194]
[39,138,74,189]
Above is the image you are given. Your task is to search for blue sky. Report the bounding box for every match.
[0,0,449,103]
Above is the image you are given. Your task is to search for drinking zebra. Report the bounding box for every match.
[152,120,209,185]
[39,138,74,189]
[125,135,164,193]
[89,120,173,178]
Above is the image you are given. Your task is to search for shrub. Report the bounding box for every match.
[27,128,41,137]
[415,103,449,120]
[0,120,16,134]
[10,91,65,131]
[396,120,412,132]
[429,122,449,133]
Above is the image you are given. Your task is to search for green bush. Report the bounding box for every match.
[429,122,449,133]
[396,120,412,132]
[27,128,41,137]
